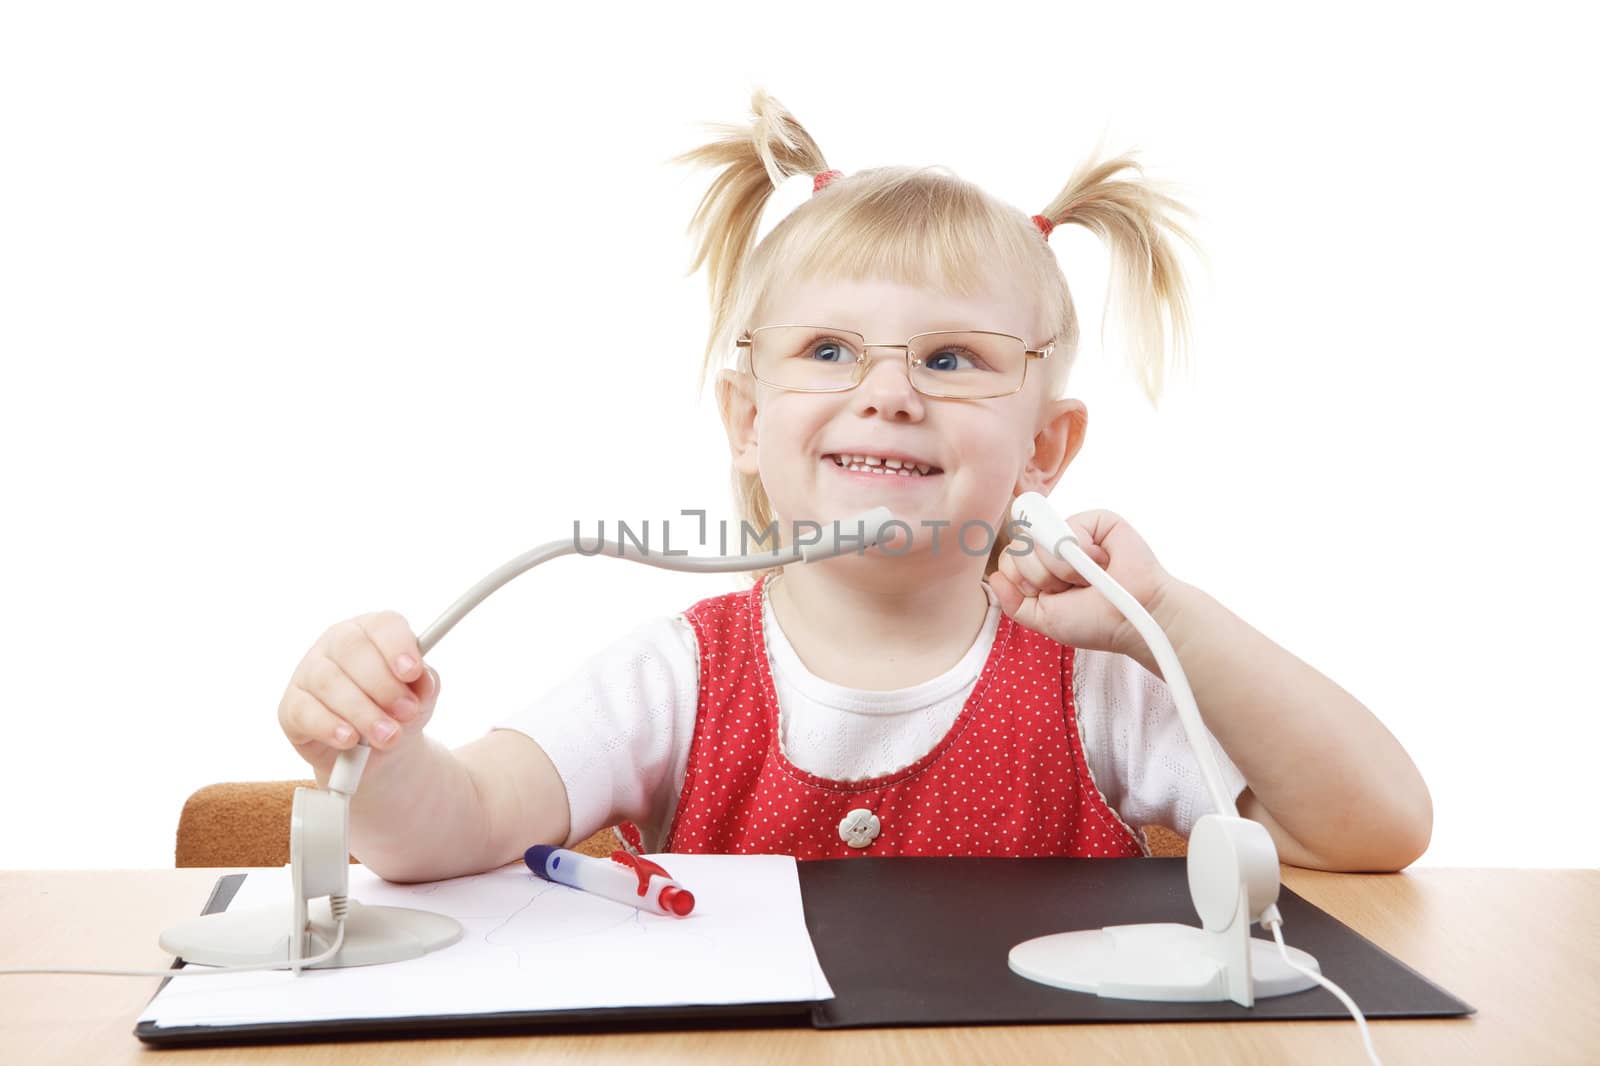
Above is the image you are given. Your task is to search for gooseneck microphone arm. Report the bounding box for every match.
[326,507,900,797]
[1009,493,1239,819]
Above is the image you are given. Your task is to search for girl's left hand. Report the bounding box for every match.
[988,508,1175,659]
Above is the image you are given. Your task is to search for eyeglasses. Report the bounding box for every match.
[735,324,1054,400]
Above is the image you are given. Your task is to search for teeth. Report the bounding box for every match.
[830,453,938,477]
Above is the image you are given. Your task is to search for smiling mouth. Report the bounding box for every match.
[823,453,943,477]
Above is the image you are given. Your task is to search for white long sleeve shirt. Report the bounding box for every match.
[496,579,1248,852]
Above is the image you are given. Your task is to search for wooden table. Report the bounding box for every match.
[2,867,1596,1064]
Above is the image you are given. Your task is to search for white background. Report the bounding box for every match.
[2,2,1595,870]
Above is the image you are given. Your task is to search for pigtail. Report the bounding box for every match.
[1037,152,1198,405]
[668,88,831,393]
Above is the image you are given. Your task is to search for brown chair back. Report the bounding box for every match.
[176,780,1187,867]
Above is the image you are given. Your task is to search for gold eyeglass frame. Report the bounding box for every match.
[735,324,1055,400]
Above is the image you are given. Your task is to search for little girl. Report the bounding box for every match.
[276,90,1432,881]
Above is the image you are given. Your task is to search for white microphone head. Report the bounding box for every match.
[853,506,897,547]
[799,506,897,562]
[1010,492,1077,559]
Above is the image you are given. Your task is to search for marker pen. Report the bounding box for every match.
[523,845,696,917]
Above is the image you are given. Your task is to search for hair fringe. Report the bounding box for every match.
[1037,150,1199,405]
[666,88,829,395]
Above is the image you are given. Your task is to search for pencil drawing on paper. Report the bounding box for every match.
[393,868,717,969]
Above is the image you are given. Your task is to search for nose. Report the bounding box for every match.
[853,349,925,421]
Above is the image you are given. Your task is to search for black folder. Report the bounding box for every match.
[135,857,1472,1046]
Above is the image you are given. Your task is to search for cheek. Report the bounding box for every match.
[949,426,1031,506]
[751,409,790,462]
[753,397,825,462]
[953,421,1026,475]
[749,408,813,493]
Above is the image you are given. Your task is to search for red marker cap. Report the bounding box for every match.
[657,885,695,916]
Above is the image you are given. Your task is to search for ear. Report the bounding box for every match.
[715,369,761,476]
[1014,397,1087,497]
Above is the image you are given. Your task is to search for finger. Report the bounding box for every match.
[281,683,359,750]
[1010,530,1084,593]
[358,611,425,684]
[301,654,407,749]
[993,548,1019,585]
[1063,521,1111,575]
[1022,512,1117,588]
[987,572,1025,617]
[328,620,423,723]
[409,664,441,715]
[1065,512,1114,565]
[987,569,1064,636]
[995,551,1042,600]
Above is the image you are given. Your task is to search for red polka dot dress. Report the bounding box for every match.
[617,573,1144,860]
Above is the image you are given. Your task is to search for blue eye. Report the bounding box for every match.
[924,346,981,372]
[809,340,851,363]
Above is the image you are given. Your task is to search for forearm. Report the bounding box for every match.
[325,737,498,883]
[1128,579,1432,871]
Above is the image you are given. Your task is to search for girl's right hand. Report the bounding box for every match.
[277,611,442,780]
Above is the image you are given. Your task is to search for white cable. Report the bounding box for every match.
[11,511,901,978]
[1016,495,1380,1059]
[1259,907,1383,1066]
[0,915,347,979]
[1011,492,1239,818]
[330,505,897,797]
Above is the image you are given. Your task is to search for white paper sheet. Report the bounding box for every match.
[139,854,833,1030]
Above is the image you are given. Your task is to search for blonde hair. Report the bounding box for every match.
[669,88,1197,583]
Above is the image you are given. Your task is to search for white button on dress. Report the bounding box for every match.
[838,808,881,848]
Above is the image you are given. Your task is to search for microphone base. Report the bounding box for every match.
[160,897,462,970]
[1009,922,1319,1003]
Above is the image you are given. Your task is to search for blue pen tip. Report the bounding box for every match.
[524,844,557,879]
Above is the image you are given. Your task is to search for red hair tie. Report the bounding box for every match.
[1031,214,1056,240]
